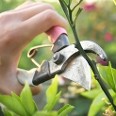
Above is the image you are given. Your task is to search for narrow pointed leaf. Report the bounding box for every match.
[88,92,106,116]
[46,76,58,103]
[43,76,61,111]
[88,90,115,116]
[44,91,61,111]
[33,111,57,116]
[80,89,101,99]
[11,92,21,102]
[3,108,15,116]
[0,95,27,116]
[113,94,116,105]
[58,104,74,116]
[20,82,38,115]
[98,64,116,92]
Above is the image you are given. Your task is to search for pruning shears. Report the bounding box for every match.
[17,26,107,90]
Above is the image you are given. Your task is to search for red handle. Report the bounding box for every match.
[46,26,67,43]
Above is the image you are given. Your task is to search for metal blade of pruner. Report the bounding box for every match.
[58,40,107,90]
[60,55,91,90]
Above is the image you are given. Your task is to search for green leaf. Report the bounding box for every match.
[0,94,27,116]
[80,89,101,99]
[20,82,38,115]
[33,111,58,116]
[46,76,58,102]
[3,108,19,116]
[88,92,106,116]
[3,108,14,116]
[98,63,116,92]
[113,94,116,105]
[58,104,74,116]
[88,90,115,116]
[11,92,21,102]
[44,91,61,111]
[43,76,61,111]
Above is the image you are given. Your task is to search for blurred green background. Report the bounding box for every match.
[0,0,116,115]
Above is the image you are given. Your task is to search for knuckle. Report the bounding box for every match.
[45,9,57,21]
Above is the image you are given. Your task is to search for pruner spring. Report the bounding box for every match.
[27,44,52,68]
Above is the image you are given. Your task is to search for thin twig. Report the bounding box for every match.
[72,0,83,11]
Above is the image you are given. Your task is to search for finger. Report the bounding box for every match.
[16,3,54,21]
[8,10,67,52]
[19,9,67,45]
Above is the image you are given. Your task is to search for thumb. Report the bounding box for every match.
[17,68,42,95]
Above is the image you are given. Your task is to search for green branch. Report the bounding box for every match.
[72,0,83,11]
[59,0,116,111]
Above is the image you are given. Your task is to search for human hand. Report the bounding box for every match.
[0,1,67,95]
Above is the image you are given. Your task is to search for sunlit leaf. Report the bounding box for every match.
[33,111,57,116]
[43,76,61,111]
[3,108,16,116]
[58,104,74,116]
[88,90,115,116]
[11,92,20,102]
[46,76,58,103]
[0,94,27,116]
[20,82,38,115]
[88,92,106,116]
[80,89,102,99]
[98,63,116,92]
[44,91,61,111]
[112,92,116,106]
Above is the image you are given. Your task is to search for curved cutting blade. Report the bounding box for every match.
[60,56,91,90]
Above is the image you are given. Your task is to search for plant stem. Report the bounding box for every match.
[59,0,116,111]
[70,22,116,111]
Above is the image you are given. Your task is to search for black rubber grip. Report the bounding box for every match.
[32,61,54,85]
[52,34,70,53]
